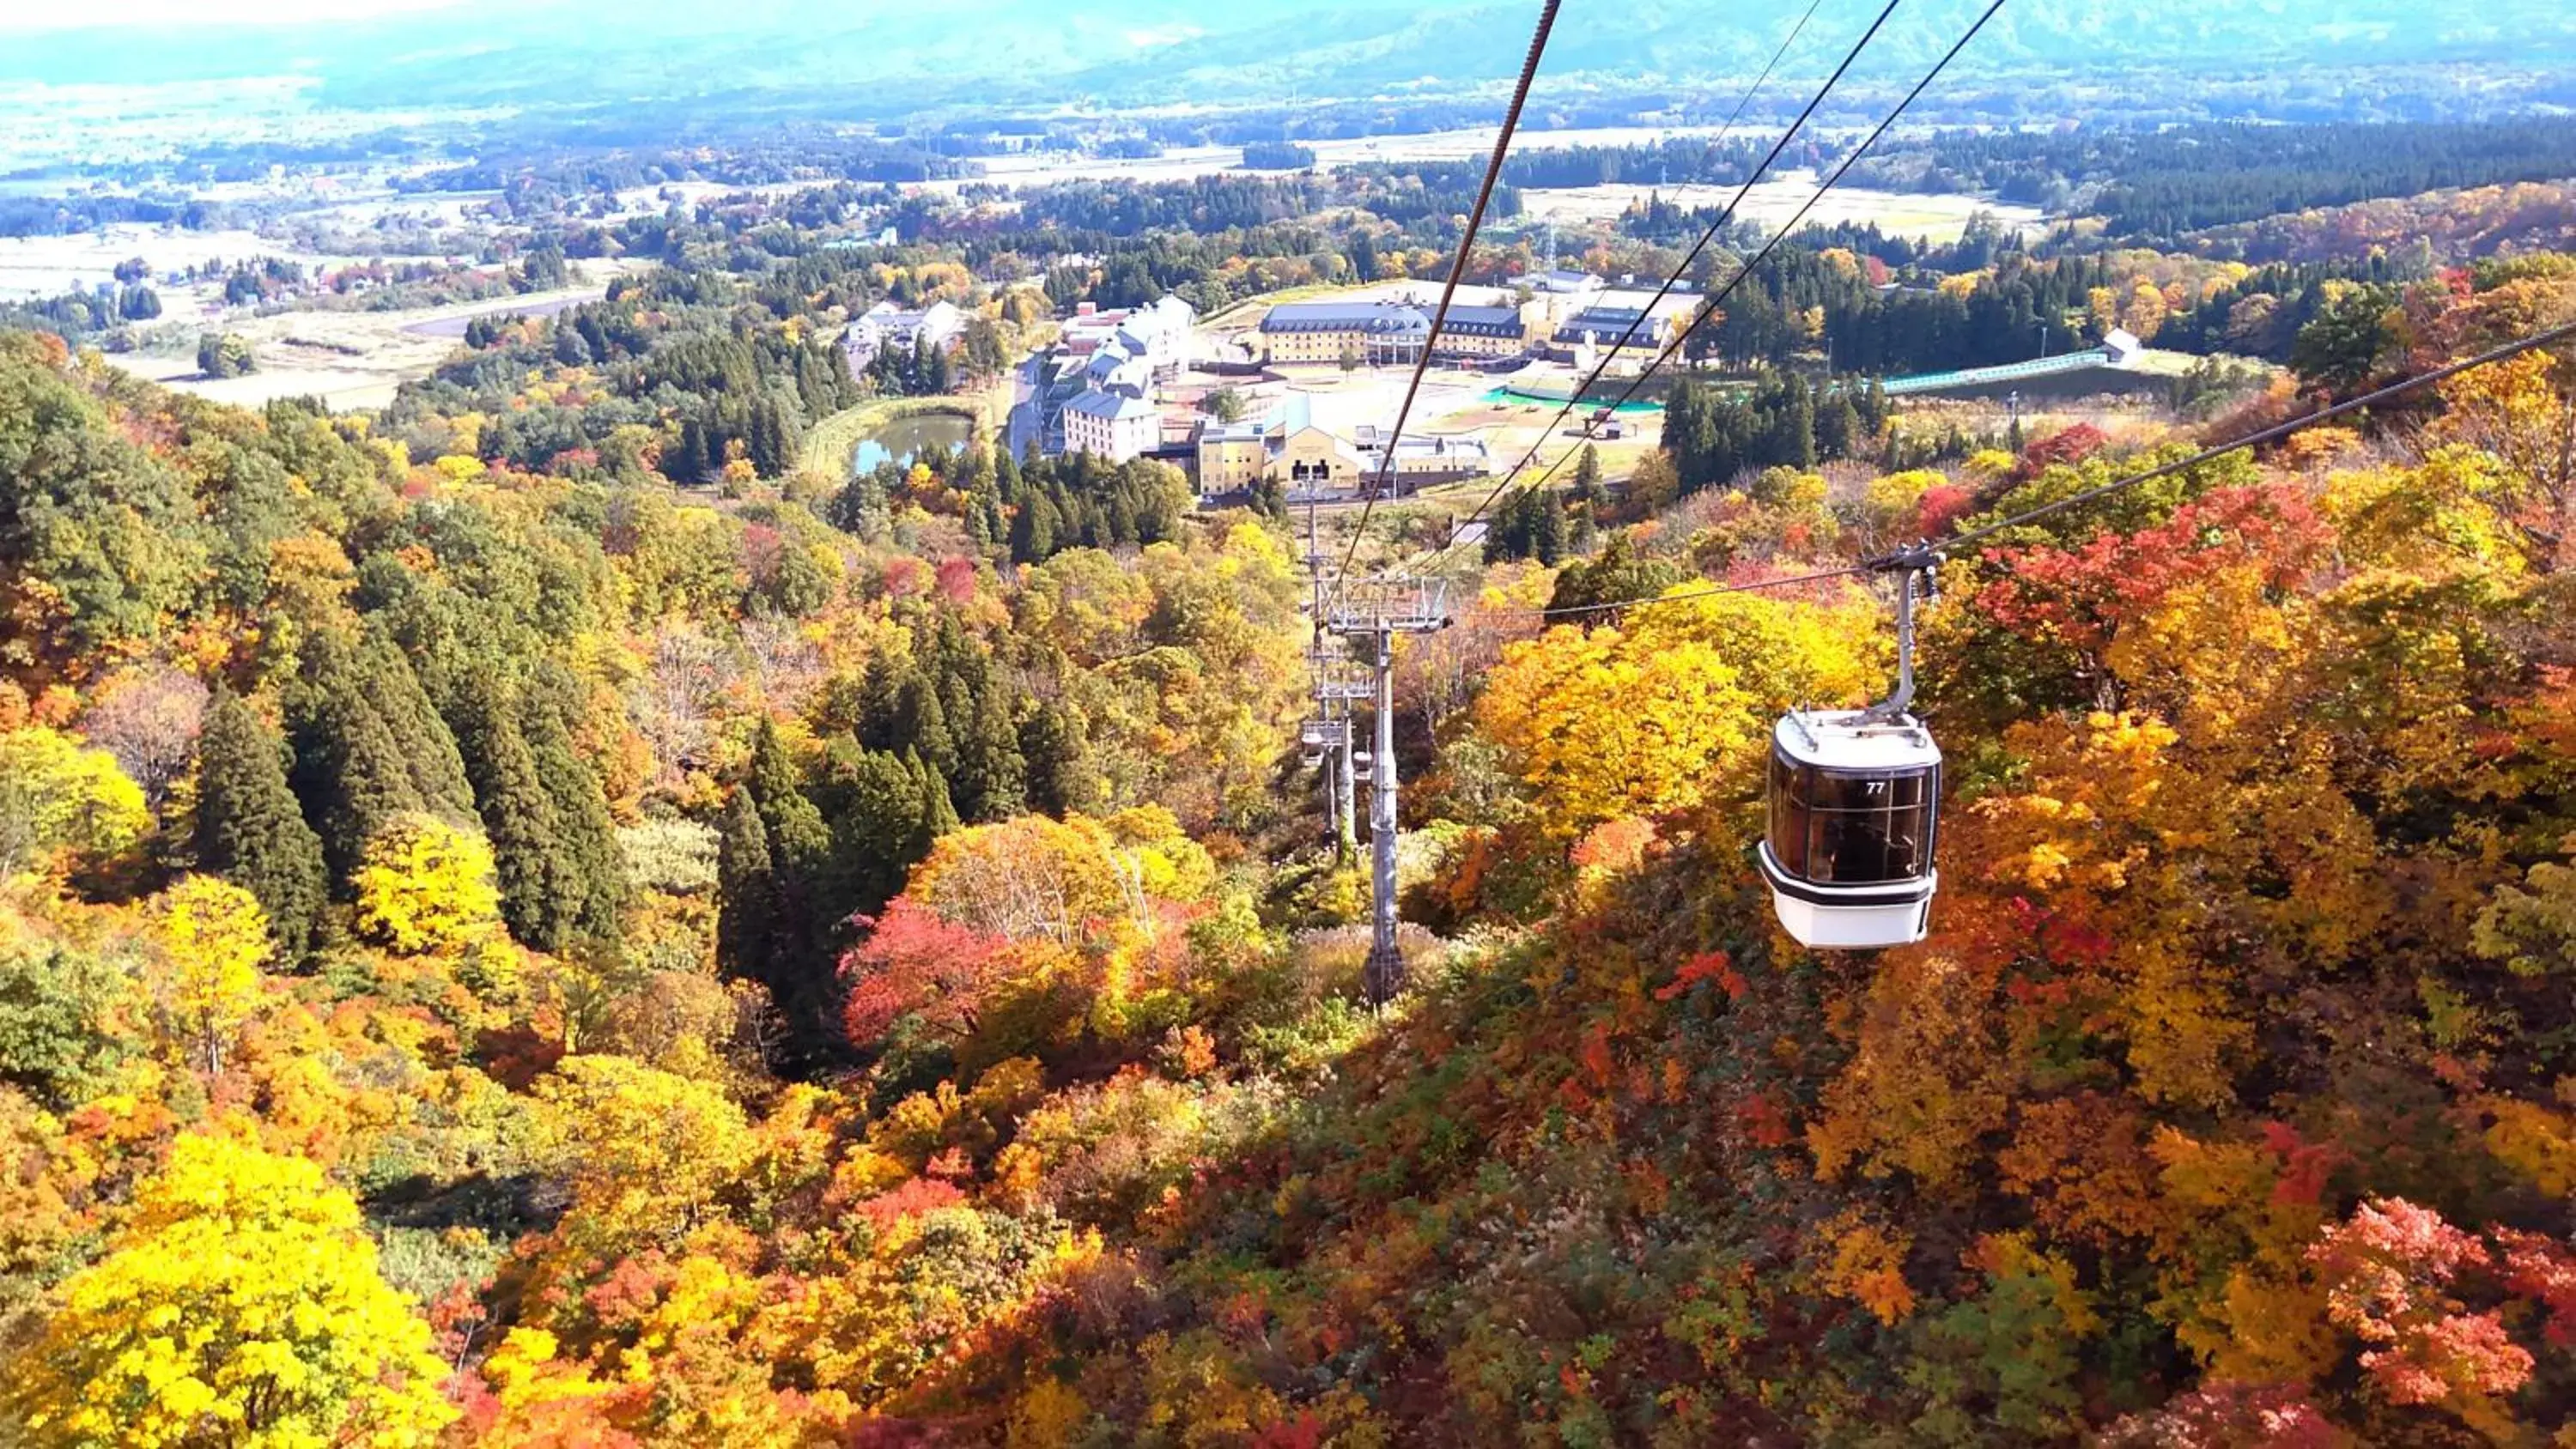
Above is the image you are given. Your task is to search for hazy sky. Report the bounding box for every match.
[0,0,471,30]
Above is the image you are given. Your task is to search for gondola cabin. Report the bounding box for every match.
[1757,708,1941,949]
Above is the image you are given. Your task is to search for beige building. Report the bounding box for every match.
[1260,294,1552,365]
[1269,426,1367,488]
[1353,427,1492,483]
[1192,392,1487,496]
[1426,299,1551,358]
[1258,300,1431,366]
[1195,422,1272,492]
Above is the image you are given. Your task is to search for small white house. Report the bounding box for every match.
[844,299,966,367]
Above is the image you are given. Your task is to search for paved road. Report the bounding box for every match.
[1005,351,1044,458]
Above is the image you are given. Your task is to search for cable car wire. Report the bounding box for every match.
[1413,0,2010,584]
[1325,0,1564,603]
[1529,563,1877,619]
[1384,0,1861,580]
[1485,312,2576,621]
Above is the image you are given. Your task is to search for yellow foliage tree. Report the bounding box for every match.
[0,725,150,880]
[352,813,502,955]
[153,875,270,1076]
[2433,349,2576,573]
[5,1133,454,1448]
[1477,625,1757,840]
[1475,588,1880,840]
[532,1054,752,1256]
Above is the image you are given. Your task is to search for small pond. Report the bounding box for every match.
[853,411,974,473]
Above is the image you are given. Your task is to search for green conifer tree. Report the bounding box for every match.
[825,744,927,910]
[520,678,625,946]
[715,789,775,985]
[289,636,428,883]
[1010,490,1060,564]
[358,630,475,823]
[1534,487,1569,566]
[1019,700,1103,817]
[450,679,576,951]
[746,720,830,879]
[906,748,960,852]
[194,688,329,961]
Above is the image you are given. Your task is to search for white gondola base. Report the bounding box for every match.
[1758,841,1935,949]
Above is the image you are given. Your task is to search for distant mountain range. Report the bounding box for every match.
[11,0,2576,125]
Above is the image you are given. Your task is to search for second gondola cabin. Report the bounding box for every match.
[1757,708,1941,949]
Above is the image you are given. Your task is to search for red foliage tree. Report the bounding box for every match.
[1975,485,2331,657]
[2014,423,2110,481]
[1916,482,1979,539]
[838,898,1017,1047]
[2307,1197,2534,1409]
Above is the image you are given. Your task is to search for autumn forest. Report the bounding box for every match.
[7,16,2576,1446]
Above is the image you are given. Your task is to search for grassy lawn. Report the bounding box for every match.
[800,388,1008,477]
[2123,346,2276,379]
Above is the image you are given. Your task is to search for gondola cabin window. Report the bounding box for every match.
[1768,753,1937,884]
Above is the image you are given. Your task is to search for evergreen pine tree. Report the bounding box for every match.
[451,680,576,951]
[1021,700,1102,818]
[824,744,926,911]
[1817,388,1862,460]
[746,719,831,878]
[360,631,475,823]
[951,682,1026,822]
[1569,446,1607,552]
[715,789,776,985]
[195,688,329,961]
[906,675,957,780]
[520,680,626,946]
[1534,488,1569,566]
[289,634,428,883]
[906,748,959,852]
[1010,491,1060,563]
[1571,443,1602,496]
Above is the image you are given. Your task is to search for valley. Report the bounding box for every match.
[3,5,2575,1447]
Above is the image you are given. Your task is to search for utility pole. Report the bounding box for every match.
[1329,579,1449,1007]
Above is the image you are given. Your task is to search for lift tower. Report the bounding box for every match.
[1327,579,1449,1006]
[1306,647,1372,859]
[1301,499,1374,859]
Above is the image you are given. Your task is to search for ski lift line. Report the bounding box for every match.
[1924,314,2576,556]
[1502,563,1877,619]
[1394,0,1841,567]
[1327,0,1564,603]
[1408,0,2011,584]
[1489,312,2576,623]
[1389,0,1864,582]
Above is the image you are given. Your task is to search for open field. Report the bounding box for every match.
[404,292,598,337]
[923,123,1965,198]
[1517,168,2043,243]
[0,222,381,304]
[106,275,613,411]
